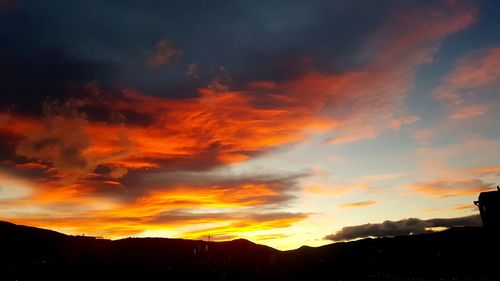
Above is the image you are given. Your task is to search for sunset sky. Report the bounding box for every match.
[1,0,499,250]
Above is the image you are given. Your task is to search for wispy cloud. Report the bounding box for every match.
[408,179,494,198]
[434,46,500,119]
[412,129,435,145]
[339,200,378,208]
[354,173,407,182]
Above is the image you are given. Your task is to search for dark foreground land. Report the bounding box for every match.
[1,221,498,281]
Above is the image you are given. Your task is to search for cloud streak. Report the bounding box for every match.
[339,200,378,208]
[408,179,494,198]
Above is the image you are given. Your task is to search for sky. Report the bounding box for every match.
[0,0,499,250]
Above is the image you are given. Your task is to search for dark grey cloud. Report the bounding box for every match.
[114,170,308,206]
[0,48,113,115]
[2,0,493,114]
[0,0,424,99]
[325,215,481,241]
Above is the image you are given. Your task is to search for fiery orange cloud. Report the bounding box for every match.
[339,200,378,208]
[0,167,305,239]
[4,208,307,241]
[3,184,306,238]
[0,113,38,135]
[1,86,324,184]
[1,1,478,185]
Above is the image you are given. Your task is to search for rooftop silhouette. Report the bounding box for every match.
[475,186,500,231]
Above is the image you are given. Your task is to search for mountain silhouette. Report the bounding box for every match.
[1,220,498,281]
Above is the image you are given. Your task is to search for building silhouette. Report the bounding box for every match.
[474,186,500,231]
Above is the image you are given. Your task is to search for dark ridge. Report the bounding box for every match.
[1,221,499,281]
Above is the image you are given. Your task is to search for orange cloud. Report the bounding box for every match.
[408,179,494,198]
[453,204,478,211]
[1,87,322,184]
[2,1,478,186]
[339,200,378,208]
[0,112,38,135]
[470,166,500,175]
[4,206,307,241]
[0,169,305,239]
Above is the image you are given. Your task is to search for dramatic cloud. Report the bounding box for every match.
[1,86,320,184]
[4,204,308,241]
[0,168,307,240]
[1,1,478,186]
[0,0,492,250]
[15,105,93,182]
[325,215,481,241]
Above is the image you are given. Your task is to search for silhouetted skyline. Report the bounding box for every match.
[2,220,499,280]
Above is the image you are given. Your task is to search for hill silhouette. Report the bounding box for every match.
[1,220,498,280]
